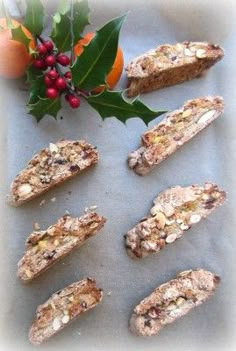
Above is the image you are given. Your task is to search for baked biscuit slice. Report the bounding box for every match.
[128,96,224,175]
[129,269,220,336]
[10,139,98,206]
[125,183,226,259]
[126,41,224,96]
[29,278,103,345]
[18,213,106,281]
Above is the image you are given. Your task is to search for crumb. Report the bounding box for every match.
[60,116,63,120]
[65,210,70,215]
[33,222,40,230]
[51,197,56,202]
[84,205,97,213]
[39,199,46,206]
[107,291,112,296]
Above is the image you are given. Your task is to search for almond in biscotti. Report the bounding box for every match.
[126,41,224,96]
[9,139,98,206]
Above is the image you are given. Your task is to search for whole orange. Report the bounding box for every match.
[74,32,124,91]
[0,18,35,79]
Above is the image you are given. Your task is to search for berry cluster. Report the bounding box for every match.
[32,40,80,109]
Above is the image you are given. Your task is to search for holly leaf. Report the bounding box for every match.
[24,0,44,35]
[27,97,61,122]
[72,0,90,44]
[11,26,31,48]
[71,15,125,90]
[26,65,43,83]
[27,75,45,104]
[51,12,71,52]
[87,90,167,124]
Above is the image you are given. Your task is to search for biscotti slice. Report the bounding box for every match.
[18,213,106,281]
[125,182,225,259]
[126,41,224,96]
[29,278,103,345]
[128,96,224,175]
[9,139,98,206]
[129,269,220,336]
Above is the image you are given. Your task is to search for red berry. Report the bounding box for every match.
[47,70,58,80]
[68,95,80,108]
[44,40,54,52]
[32,58,45,69]
[45,55,56,67]
[46,87,59,99]
[55,77,66,90]
[57,54,70,66]
[37,44,47,55]
[64,71,71,79]
[44,75,53,87]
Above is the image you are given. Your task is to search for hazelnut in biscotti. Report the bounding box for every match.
[126,41,224,96]
[128,96,224,175]
[29,278,103,345]
[125,183,226,259]
[17,213,106,282]
[9,139,98,206]
[129,269,220,336]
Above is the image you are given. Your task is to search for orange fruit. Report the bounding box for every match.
[0,18,35,79]
[74,32,124,92]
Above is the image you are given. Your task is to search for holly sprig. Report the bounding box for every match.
[10,0,167,123]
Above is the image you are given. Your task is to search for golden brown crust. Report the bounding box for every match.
[29,278,103,345]
[126,41,224,96]
[18,213,106,281]
[125,183,226,259]
[128,96,224,175]
[9,140,98,206]
[129,269,220,336]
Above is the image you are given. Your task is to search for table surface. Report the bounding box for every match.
[0,0,235,350]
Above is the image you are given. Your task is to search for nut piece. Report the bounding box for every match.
[18,183,32,196]
[62,315,70,324]
[154,212,166,229]
[197,110,216,124]
[189,214,201,224]
[165,233,177,244]
[49,143,58,153]
[52,318,61,331]
[196,49,206,58]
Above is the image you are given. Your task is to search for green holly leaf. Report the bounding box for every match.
[27,75,45,104]
[24,0,44,35]
[11,26,31,48]
[51,12,71,52]
[27,97,61,122]
[87,90,167,125]
[26,65,42,84]
[72,0,90,44]
[71,15,125,90]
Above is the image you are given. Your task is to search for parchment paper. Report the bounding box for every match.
[0,1,235,350]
